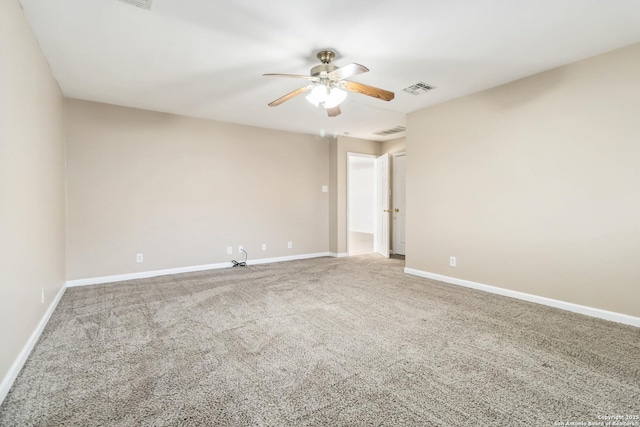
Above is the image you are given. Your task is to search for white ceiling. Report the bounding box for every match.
[19,0,640,141]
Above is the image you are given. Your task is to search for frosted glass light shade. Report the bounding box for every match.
[305,85,347,108]
[305,85,328,107]
[323,88,347,108]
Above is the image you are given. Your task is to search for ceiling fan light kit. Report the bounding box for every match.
[305,85,347,109]
[264,50,394,117]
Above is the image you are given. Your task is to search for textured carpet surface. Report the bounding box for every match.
[1,255,638,426]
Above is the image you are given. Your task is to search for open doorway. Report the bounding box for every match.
[347,154,376,255]
[347,151,404,260]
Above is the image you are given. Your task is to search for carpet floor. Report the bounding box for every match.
[1,255,638,426]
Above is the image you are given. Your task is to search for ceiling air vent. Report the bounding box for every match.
[117,0,153,10]
[403,82,435,95]
[373,126,406,136]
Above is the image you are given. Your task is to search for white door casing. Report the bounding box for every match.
[392,153,406,256]
[375,153,390,258]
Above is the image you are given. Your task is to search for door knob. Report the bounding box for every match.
[384,209,392,213]
[394,208,399,212]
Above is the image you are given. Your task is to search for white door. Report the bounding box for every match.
[375,153,390,258]
[392,153,406,255]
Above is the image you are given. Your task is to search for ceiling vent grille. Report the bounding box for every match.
[403,82,435,95]
[117,0,153,10]
[373,126,406,136]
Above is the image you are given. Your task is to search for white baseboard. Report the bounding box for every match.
[404,268,640,328]
[66,262,231,287]
[329,252,349,258]
[247,252,332,265]
[0,284,66,405]
[66,252,333,287]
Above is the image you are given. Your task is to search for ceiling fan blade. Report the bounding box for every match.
[268,85,313,106]
[263,73,318,82]
[326,106,341,117]
[344,81,394,102]
[328,63,369,80]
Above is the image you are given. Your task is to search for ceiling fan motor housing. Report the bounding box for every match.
[310,63,337,76]
[311,50,338,77]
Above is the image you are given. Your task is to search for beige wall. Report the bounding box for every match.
[381,137,406,156]
[328,139,338,253]
[65,99,330,279]
[406,42,640,317]
[0,0,66,390]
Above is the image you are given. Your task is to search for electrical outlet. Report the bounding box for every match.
[262,243,267,251]
[41,288,44,304]
[227,246,233,255]
[450,256,456,267]
[136,253,144,263]
[322,185,328,193]
[238,245,244,254]
[287,241,292,249]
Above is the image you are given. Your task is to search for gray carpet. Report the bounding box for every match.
[1,255,638,426]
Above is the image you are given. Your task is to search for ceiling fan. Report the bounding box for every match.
[263,50,394,117]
